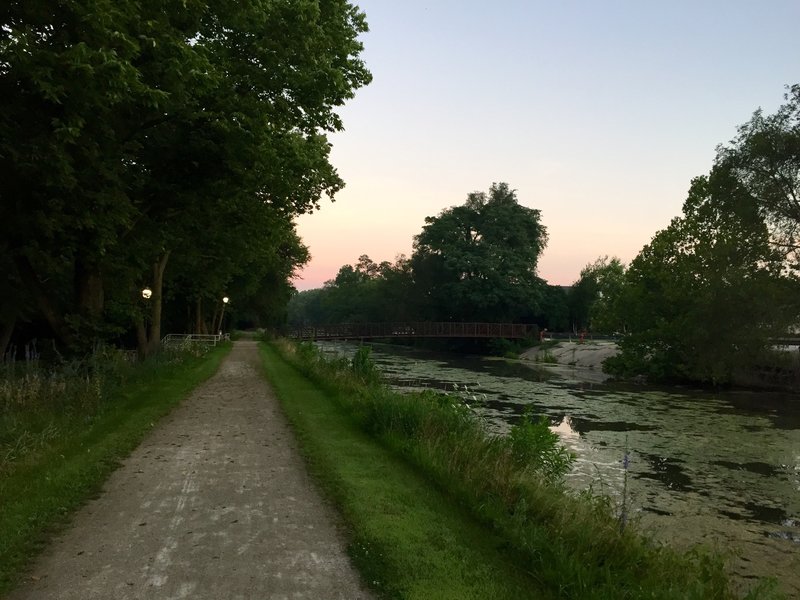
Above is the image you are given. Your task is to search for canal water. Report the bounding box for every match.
[317,341,800,597]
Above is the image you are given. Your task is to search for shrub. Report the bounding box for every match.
[507,413,575,483]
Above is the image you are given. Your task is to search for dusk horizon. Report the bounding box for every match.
[293,0,800,290]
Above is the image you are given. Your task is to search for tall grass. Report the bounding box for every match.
[0,343,211,473]
[0,342,228,595]
[272,339,776,599]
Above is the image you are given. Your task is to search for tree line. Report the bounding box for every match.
[1,0,371,358]
[291,87,800,385]
[602,86,800,384]
[289,182,596,334]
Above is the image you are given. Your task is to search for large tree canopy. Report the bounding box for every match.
[601,86,800,384]
[717,84,800,267]
[567,257,626,334]
[286,184,551,330]
[605,166,796,384]
[411,183,548,322]
[1,0,371,355]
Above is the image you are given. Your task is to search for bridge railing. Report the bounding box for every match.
[289,322,534,340]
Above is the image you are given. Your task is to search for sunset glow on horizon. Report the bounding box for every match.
[293,1,800,291]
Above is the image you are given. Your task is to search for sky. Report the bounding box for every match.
[294,0,800,290]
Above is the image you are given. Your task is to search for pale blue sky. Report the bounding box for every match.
[296,1,800,289]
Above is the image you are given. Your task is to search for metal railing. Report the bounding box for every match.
[161,333,231,346]
[289,322,535,340]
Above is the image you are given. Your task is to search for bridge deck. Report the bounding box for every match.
[289,322,534,340]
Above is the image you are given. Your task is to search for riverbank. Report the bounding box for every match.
[518,340,800,391]
[259,343,546,599]
[262,339,755,599]
[520,340,619,370]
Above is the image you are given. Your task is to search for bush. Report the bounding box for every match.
[350,346,382,384]
[508,413,575,483]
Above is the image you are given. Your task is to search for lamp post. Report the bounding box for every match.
[218,296,230,335]
[138,287,153,359]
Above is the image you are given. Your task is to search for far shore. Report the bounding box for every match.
[520,340,619,370]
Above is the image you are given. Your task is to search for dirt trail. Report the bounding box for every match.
[8,341,371,600]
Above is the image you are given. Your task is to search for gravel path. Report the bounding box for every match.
[8,341,372,600]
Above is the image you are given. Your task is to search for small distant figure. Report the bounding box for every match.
[540,328,548,342]
[579,329,586,343]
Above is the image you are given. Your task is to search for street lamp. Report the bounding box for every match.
[218,296,230,334]
[142,287,152,300]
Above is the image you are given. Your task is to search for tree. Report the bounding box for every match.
[411,183,548,322]
[568,257,626,333]
[287,254,418,326]
[604,87,800,384]
[606,167,795,383]
[536,285,570,331]
[287,289,328,328]
[717,84,800,268]
[0,0,371,354]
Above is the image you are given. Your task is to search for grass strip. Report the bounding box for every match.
[258,342,552,600]
[0,344,230,596]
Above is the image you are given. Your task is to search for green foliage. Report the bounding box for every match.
[288,255,417,326]
[535,350,558,364]
[487,338,518,357]
[260,344,553,599]
[1,0,371,353]
[605,167,797,384]
[717,84,800,268]
[537,285,570,331]
[413,182,548,322]
[486,333,539,358]
[350,346,381,384]
[508,413,576,484]
[604,87,800,384]
[288,183,551,329]
[568,256,626,333]
[0,344,217,472]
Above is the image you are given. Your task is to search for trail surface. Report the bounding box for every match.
[8,341,371,600]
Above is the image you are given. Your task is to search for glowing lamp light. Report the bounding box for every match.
[222,296,230,304]
[142,287,153,299]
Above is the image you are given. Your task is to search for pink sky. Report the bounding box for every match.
[292,1,800,290]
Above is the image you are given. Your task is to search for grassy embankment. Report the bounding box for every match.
[260,340,775,600]
[0,343,230,596]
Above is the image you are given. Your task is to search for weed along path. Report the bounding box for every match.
[7,341,371,600]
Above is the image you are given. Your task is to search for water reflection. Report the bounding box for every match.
[316,341,800,595]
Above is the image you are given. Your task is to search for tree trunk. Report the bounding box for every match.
[195,298,204,334]
[0,315,15,357]
[210,305,220,335]
[13,254,73,347]
[135,316,148,361]
[75,258,104,317]
[147,251,171,355]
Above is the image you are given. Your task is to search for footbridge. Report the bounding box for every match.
[289,322,535,341]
